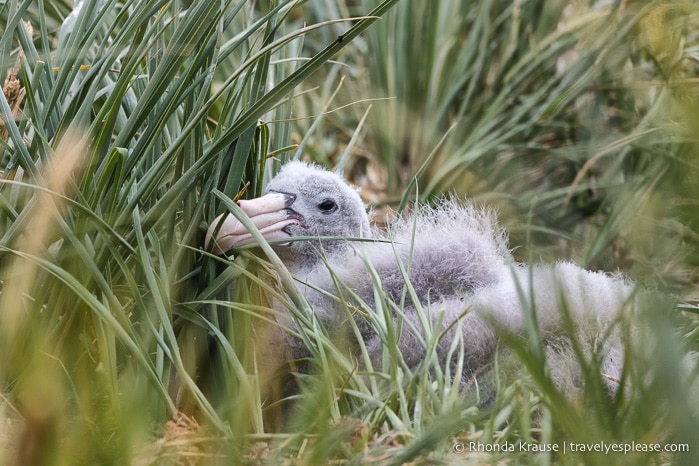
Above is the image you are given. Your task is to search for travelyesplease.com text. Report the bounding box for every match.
[454,440,689,455]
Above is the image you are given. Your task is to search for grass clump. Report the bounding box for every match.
[1,0,699,464]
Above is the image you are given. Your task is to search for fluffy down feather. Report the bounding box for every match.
[208,161,640,393]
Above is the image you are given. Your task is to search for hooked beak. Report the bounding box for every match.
[205,192,304,255]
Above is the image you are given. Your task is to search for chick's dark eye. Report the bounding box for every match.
[317,199,337,213]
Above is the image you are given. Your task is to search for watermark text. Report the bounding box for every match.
[453,440,689,455]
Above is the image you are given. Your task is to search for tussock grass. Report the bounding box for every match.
[1,0,698,464]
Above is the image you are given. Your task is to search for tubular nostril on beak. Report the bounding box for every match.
[283,193,296,206]
[266,191,296,208]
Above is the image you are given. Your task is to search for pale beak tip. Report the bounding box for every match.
[205,212,241,255]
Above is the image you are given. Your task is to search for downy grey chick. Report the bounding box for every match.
[206,161,637,393]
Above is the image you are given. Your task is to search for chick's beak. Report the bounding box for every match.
[205,192,303,255]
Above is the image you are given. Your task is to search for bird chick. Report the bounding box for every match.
[206,161,637,393]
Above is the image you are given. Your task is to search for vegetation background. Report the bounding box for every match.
[1,0,698,464]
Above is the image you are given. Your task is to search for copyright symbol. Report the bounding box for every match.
[453,442,464,453]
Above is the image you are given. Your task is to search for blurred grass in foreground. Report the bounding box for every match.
[1,0,699,464]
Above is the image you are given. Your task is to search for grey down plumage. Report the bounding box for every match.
[206,161,637,392]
